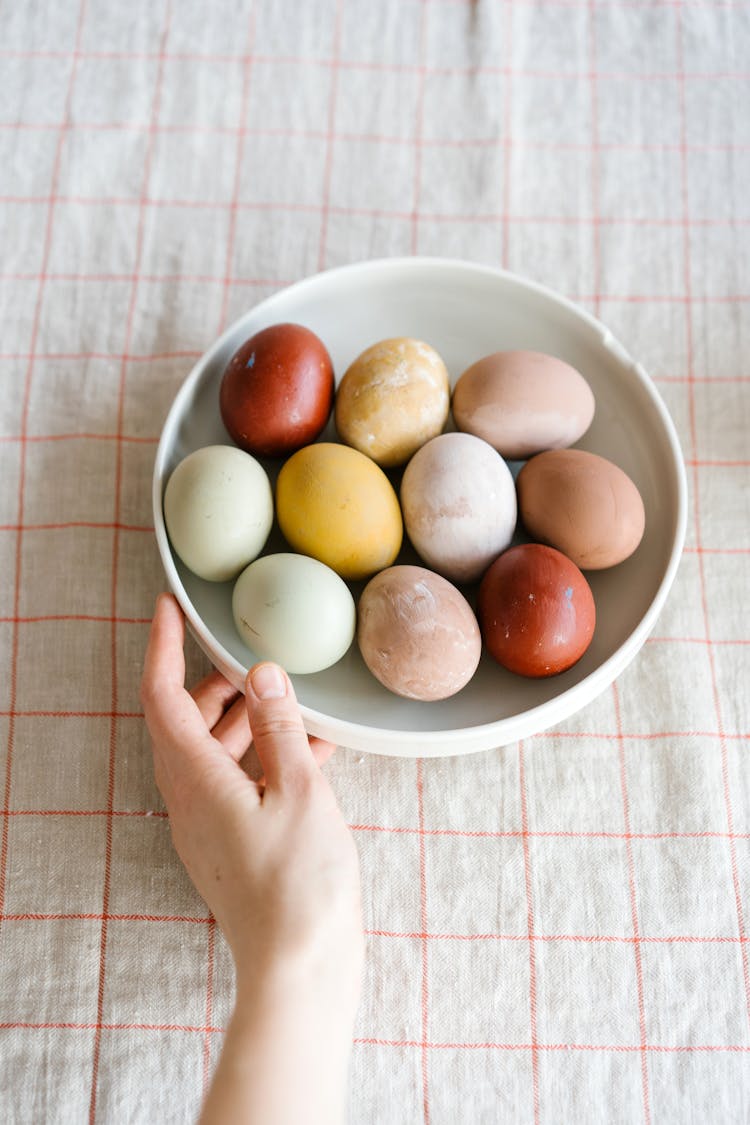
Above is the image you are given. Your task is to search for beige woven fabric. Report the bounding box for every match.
[1,0,749,1121]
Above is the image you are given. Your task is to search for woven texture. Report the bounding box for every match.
[1,0,750,1121]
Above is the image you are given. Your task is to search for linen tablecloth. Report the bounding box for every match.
[1,0,749,1121]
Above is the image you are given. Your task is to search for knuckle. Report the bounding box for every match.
[251,713,306,741]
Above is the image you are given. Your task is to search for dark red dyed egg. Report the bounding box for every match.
[477,543,596,677]
[220,323,334,458]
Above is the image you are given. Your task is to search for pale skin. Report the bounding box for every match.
[140,593,364,1125]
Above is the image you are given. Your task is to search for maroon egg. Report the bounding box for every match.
[220,323,334,458]
[477,544,596,677]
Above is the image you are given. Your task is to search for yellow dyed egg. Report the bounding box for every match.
[276,443,403,580]
[335,337,450,467]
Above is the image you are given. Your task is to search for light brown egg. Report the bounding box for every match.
[517,449,646,569]
[335,337,450,468]
[357,565,482,701]
[452,350,595,460]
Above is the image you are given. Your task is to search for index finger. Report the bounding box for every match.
[140,593,212,750]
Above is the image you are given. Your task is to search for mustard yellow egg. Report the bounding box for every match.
[276,443,403,580]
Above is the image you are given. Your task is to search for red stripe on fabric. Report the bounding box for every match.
[365,930,750,945]
[675,2,750,1037]
[411,1,430,257]
[501,0,514,268]
[7,193,750,229]
[0,523,155,532]
[88,5,173,1119]
[588,0,601,318]
[201,917,216,1099]
[416,757,431,1125]
[613,683,652,1122]
[518,743,540,1123]
[216,7,257,335]
[316,0,344,271]
[351,1038,750,1052]
[0,0,88,931]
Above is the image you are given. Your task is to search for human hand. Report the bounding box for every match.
[140,593,364,999]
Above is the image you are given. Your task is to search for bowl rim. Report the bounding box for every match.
[153,256,689,753]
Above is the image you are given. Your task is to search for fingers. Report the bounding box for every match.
[211,695,252,762]
[190,669,241,729]
[141,593,224,765]
[309,737,337,769]
[256,735,337,788]
[245,663,317,795]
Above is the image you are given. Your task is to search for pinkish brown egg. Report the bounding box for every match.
[452,349,595,460]
[357,565,482,701]
[517,448,646,569]
[478,544,596,677]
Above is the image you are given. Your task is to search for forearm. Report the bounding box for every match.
[200,965,359,1125]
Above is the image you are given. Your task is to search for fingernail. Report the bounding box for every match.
[250,663,287,700]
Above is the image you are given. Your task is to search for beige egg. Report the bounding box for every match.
[400,432,517,584]
[357,565,482,701]
[335,337,450,468]
[452,350,595,460]
[517,449,646,569]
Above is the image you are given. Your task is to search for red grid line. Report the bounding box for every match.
[613,682,651,1122]
[88,4,172,1118]
[3,43,750,77]
[588,0,601,318]
[0,433,159,445]
[501,0,513,269]
[0,523,155,533]
[5,195,750,229]
[3,1023,750,1052]
[4,117,750,157]
[215,7,257,336]
[202,918,216,1099]
[316,0,344,271]
[416,757,431,1125]
[411,0,430,257]
[3,912,207,923]
[675,2,750,1038]
[5,811,750,842]
[0,716,744,738]
[352,1039,750,1053]
[4,911,750,947]
[0,0,87,932]
[518,742,540,1124]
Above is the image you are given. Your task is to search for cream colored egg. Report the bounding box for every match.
[401,432,517,584]
[164,445,273,582]
[335,337,450,467]
[232,553,356,674]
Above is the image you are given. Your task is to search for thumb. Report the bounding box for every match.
[245,662,316,794]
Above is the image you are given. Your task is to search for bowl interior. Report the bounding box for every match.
[154,258,686,755]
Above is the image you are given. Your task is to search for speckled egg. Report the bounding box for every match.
[357,565,482,701]
[400,432,517,584]
[335,337,450,467]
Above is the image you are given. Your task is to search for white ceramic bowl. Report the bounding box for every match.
[153,258,687,758]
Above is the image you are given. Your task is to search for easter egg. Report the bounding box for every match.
[220,322,334,458]
[478,544,596,677]
[335,337,450,467]
[276,442,403,580]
